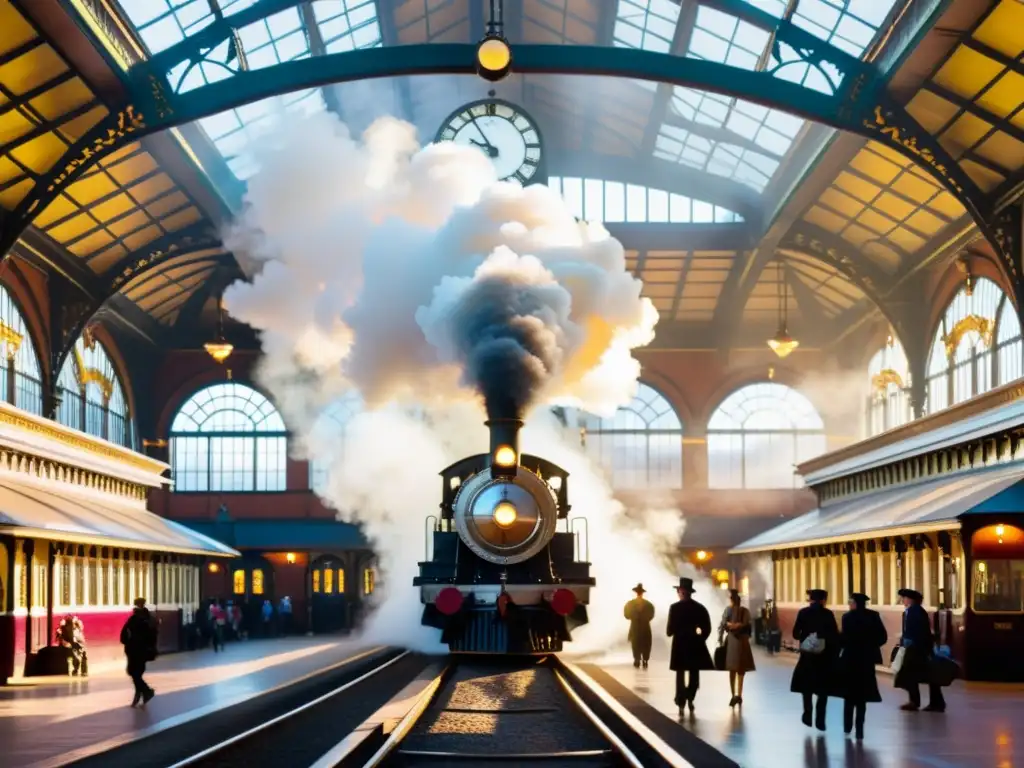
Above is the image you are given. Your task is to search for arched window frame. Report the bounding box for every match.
[707,382,826,489]
[0,284,44,415]
[866,336,912,436]
[55,331,134,447]
[548,176,744,224]
[308,390,363,494]
[926,278,1021,413]
[575,382,684,489]
[170,382,288,492]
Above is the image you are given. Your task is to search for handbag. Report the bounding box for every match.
[714,644,727,671]
[929,654,959,687]
[799,632,825,654]
[891,646,907,674]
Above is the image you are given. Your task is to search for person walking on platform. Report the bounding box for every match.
[120,597,157,708]
[718,589,755,707]
[837,593,887,740]
[895,588,946,713]
[210,600,226,652]
[624,583,655,668]
[667,577,713,715]
[791,588,839,731]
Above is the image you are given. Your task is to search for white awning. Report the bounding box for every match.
[0,481,238,557]
[730,463,1024,554]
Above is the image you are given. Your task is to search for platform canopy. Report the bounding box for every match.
[0,480,238,557]
[729,462,1024,553]
[176,518,368,550]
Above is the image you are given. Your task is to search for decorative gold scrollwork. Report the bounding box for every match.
[72,347,115,402]
[0,321,24,359]
[863,106,963,195]
[871,368,904,398]
[943,314,994,357]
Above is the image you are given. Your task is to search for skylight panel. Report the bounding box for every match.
[313,0,382,53]
[117,0,260,54]
[791,0,900,58]
[688,7,769,70]
[547,177,743,223]
[613,0,681,53]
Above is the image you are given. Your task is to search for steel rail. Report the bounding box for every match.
[553,667,645,768]
[166,649,410,768]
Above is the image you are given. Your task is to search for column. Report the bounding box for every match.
[921,547,933,606]
[23,540,34,656]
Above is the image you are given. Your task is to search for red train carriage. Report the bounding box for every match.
[0,403,236,683]
[731,383,1024,683]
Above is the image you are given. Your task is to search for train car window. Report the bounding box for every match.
[324,569,334,594]
[313,570,320,593]
[364,568,375,596]
[252,569,265,595]
[233,569,246,595]
[973,559,1024,613]
[337,569,345,594]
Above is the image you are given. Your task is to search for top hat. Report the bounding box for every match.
[632,583,646,594]
[133,597,147,608]
[850,592,870,605]
[898,588,923,601]
[807,588,828,601]
[677,577,696,593]
[728,588,741,600]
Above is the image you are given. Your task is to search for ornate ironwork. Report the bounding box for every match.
[942,314,994,358]
[871,368,905,398]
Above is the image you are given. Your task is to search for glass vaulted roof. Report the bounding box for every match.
[112,0,901,194]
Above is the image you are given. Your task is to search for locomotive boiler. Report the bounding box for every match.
[414,417,593,653]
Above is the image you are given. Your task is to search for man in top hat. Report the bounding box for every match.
[790,588,839,731]
[624,583,655,668]
[836,593,887,740]
[666,577,713,715]
[894,588,946,712]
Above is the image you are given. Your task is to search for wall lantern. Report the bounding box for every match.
[477,0,511,82]
[208,562,220,573]
[286,552,297,564]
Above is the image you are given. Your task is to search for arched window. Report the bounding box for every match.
[926,278,1020,412]
[308,390,363,494]
[548,176,743,223]
[0,284,43,415]
[578,382,683,489]
[55,332,133,447]
[170,383,287,492]
[866,336,912,436]
[708,382,826,489]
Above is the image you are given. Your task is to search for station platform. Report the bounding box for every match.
[0,635,373,768]
[597,648,1024,768]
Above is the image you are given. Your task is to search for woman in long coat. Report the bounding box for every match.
[791,588,840,731]
[836,593,887,740]
[718,589,755,707]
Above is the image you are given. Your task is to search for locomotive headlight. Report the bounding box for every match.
[494,445,517,467]
[492,501,518,528]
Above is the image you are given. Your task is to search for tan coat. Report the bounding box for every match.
[719,605,756,673]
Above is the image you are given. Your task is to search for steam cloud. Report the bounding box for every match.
[222,110,720,655]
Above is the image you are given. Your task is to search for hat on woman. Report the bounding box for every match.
[632,583,646,594]
[677,577,696,593]
[728,588,741,600]
[807,588,828,601]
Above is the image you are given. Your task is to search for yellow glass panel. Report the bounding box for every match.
[363,568,374,595]
[121,224,162,251]
[337,569,345,594]
[0,109,34,146]
[28,78,94,120]
[10,131,67,173]
[0,178,33,209]
[939,113,994,157]
[57,105,107,143]
[124,275,168,302]
[840,223,877,247]
[975,132,1024,171]
[803,205,847,233]
[819,187,863,218]
[850,150,901,184]
[906,90,960,133]
[873,191,916,221]
[886,227,927,253]
[146,189,189,218]
[107,209,152,239]
[251,569,264,595]
[139,284,186,311]
[87,243,128,273]
[973,0,1024,58]
[0,155,22,185]
[642,283,676,298]
[46,213,95,243]
[933,46,1004,100]
[855,209,897,236]
[68,229,115,258]
[90,193,136,223]
[233,569,245,595]
[863,242,903,272]
[107,153,158,186]
[890,172,939,204]
[904,208,947,236]
[833,171,880,204]
[32,194,78,229]
[0,45,67,95]
[976,72,1024,119]
[960,158,1005,192]
[312,570,320,593]
[65,172,119,206]
[925,191,966,219]
[866,141,912,168]
[0,3,37,52]
[127,175,175,204]
[160,206,203,232]
[324,568,333,594]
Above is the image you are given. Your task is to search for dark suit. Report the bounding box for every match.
[837,607,887,737]
[894,603,945,710]
[790,603,839,728]
[624,598,655,664]
[667,598,714,705]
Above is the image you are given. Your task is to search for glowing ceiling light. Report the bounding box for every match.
[768,329,800,359]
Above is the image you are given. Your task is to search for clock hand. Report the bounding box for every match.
[469,138,499,158]
[469,117,499,158]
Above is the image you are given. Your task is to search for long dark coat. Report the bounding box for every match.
[790,603,839,695]
[894,603,933,690]
[667,598,714,672]
[624,598,655,657]
[120,608,157,676]
[836,607,887,703]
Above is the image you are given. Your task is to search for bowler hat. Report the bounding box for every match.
[807,588,828,601]
[632,583,646,594]
[898,588,923,601]
[850,593,870,605]
[677,577,696,593]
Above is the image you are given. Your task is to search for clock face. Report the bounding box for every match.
[436,100,543,185]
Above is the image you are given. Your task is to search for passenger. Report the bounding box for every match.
[895,588,946,713]
[623,583,655,668]
[279,596,293,635]
[765,599,781,655]
[210,600,226,651]
[262,600,274,636]
[119,597,157,707]
[836,593,887,740]
[667,577,713,715]
[791,588,839,731]
[718,589,755,707]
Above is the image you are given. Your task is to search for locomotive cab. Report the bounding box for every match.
[414,419,594,653]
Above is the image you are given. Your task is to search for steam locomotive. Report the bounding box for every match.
[414,417,594,653]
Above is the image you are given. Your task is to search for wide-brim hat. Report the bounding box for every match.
[807,588,828,601]
[632,583,646,594]
[898,588,923,601]
[677,577,696,592]
[850,593,870,604]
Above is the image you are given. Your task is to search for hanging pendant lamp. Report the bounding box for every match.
[767,259,799,359]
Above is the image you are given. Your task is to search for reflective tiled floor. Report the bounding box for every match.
[598,647,1024,768]
[0,636,372,768]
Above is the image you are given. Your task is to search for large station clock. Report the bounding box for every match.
[435,98,545,185]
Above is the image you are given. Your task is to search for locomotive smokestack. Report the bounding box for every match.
[486,418,523,463]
